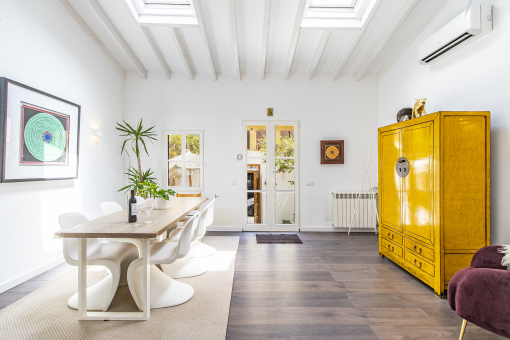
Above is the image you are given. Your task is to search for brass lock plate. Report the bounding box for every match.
[396,157,410,177]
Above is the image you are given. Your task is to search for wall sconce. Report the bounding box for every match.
[92,130,102,145]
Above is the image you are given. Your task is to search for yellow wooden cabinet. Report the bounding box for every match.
[378,112,490,297]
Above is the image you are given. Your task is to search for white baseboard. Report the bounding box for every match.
[207,226,243,232]
[0,257,65,294]
[300,226,378,233]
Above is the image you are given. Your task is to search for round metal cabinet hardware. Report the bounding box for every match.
[414,245,422,254]
[414,259,422,268]
[395,157,410,178]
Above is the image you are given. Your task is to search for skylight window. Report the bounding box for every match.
[144,0,190,3]
[309,0,358,8]
[124,0,198,26]
[302,0,376,29]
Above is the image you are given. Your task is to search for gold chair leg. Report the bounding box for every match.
[459,319,468,340]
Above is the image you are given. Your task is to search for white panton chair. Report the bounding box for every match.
[127,213,197,310]
[135,196,146,204]
[58,212,138,311]
[168,198,216,258]
[100,202,123,216]
[161,211,207,278]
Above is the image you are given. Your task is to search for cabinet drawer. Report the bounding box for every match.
[405,251,435,277]
[381,226,403,246]
[381,238,403,258]
[405,238,434,262]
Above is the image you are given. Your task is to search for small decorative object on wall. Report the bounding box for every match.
[0,78,80,182]
[267,108,273,116]
[412,98,427,118]
[396,107,413,123]
[320,140,344,164]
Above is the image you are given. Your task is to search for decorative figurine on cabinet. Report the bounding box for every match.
[412,98,427,118]
[396,108,413,122]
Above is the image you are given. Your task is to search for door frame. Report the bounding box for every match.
[242,120,300,232]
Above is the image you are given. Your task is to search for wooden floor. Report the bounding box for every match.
[0,232,504,339]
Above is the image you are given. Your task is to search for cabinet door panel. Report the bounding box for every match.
[403,122,434,245]
[380,130,402,231]
[443,116,488,250]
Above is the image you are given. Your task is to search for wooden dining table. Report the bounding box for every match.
[54,196,208,321]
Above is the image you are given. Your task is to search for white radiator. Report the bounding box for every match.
[332,192,377,230]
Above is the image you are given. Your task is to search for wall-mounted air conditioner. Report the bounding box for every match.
[419,4,493,65]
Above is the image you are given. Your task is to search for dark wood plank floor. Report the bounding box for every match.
[0,232,504,339]
[219,232,504,340]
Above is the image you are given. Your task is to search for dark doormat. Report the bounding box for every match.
[256,234,303,244]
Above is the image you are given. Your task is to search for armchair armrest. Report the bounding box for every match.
[470,246,507,270]
[455,268,510,339]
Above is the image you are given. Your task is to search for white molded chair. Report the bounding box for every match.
[161,211,207,278]
[58,212,138,311]
[135,196,146,204]
[100,202,123,216]
[127,213,197,310]
[167,198,216,258]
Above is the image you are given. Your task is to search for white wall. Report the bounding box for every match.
[124,72,378,231]
[378,0,510,244]
[0,0,125,293]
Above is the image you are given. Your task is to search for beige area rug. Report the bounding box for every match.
[0,236,239,340]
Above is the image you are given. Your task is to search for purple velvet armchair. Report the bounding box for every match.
[448,246,510,339]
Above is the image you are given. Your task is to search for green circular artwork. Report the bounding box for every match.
[24,113,66,162]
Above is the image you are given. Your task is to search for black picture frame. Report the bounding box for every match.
[0,78,81,182]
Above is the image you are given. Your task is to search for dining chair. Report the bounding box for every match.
[100,202,123,216]
[168,198,216,258]
[126,213,198,310]
[161,210,207,278]
[134,196,147,204]
[58,212,138,311]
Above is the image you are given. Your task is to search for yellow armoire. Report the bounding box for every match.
[378,111,490,297]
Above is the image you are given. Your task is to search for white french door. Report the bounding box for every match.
[243,120,300,231]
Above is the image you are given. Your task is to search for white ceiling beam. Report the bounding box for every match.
[283,0,308,80]
[55,0,126,79]
[141,26,172,79]
[169,27,194,80]
[308,30,331,80]
[331,0,381,81]
[376,0,448,81]
[260,0,271,80]
[192,0,217,81]
[87,0,147,79]
[230,0,241,81]
[355,0,418,81]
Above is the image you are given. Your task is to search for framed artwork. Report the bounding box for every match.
[320,140,344,164]
[0,78,80,182]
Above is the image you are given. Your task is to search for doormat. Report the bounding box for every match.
[256,234,303,244]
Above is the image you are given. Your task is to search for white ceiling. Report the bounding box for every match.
[63,0,448,81]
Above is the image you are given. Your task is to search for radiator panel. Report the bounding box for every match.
[332,192,377,229]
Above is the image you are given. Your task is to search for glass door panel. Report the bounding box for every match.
[275,192,295,225]
[274,125,296,227]
[246,124,268,228]
[243,121,299,231]
[247,192,267,224]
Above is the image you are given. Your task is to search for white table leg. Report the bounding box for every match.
[141,238,150,319]
[78,238,87,319]
[75,237,150,321]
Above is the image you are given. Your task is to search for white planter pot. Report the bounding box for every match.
[155,197,168,210]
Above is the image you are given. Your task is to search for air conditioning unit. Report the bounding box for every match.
[419,4,492,65]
